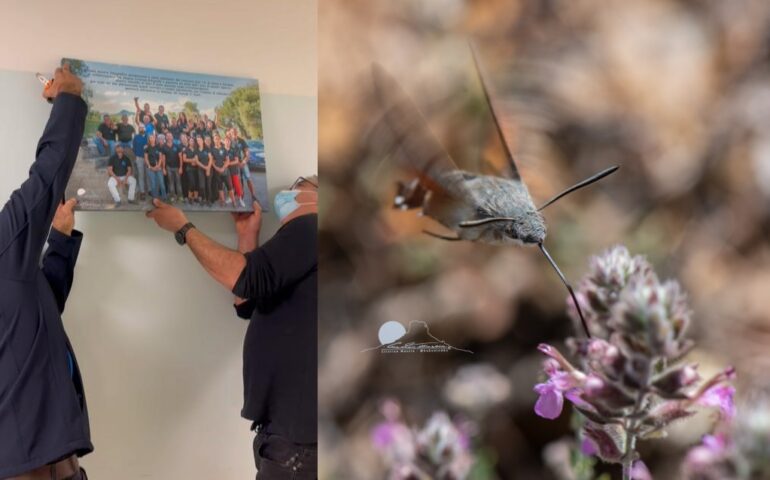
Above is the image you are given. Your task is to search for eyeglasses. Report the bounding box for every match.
[290,176,318,190]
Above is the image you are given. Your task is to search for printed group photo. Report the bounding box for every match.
[64,58,269,211]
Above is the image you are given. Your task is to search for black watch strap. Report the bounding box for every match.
[175,222,195,245]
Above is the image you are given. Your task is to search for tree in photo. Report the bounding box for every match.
[217,84,263,139]
[61,58,94,110]
[182,101,200,118]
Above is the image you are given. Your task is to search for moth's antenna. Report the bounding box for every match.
[538,243,591,338]
[537,165,619,211]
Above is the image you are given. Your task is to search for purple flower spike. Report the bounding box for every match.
[534,382,564,419]
[532,247,737,474]
[697,384,736,419]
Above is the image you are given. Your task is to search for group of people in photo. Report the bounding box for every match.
[94,97,257,208]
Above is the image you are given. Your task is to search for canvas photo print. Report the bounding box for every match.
[62,58,269,211]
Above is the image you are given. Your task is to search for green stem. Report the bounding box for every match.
[622,431,637,480]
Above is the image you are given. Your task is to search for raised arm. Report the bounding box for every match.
[0,66,85,278]
[41,199,82,313]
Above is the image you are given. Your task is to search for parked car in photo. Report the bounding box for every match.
[246,139,266,171]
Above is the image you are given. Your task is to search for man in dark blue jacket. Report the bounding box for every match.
[0,64,92,479]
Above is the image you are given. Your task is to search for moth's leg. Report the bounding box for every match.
[423,229,462,241]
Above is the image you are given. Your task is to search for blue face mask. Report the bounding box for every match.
[274,190,301,222]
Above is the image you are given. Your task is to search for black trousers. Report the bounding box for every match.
[197,170,214,203]
[253,431,317,480]
[215,171,233,193]
[185,167,198,194]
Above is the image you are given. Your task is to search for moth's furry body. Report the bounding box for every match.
[425,170,546,245]
[372,47,618,338]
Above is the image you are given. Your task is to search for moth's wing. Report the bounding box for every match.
[469,42,521,181]
[371,64,462,194]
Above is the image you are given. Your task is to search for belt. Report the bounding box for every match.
[5,455,81,480]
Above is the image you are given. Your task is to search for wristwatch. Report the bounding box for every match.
[175,222,196,245]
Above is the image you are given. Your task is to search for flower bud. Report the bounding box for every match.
[653,364,701,398]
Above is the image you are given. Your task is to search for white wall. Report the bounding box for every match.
[0,1,317,478]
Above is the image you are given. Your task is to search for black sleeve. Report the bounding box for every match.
[233,299,257,320]
[41,229,84,313]
[232,214,318,301]
[0,93,87,279]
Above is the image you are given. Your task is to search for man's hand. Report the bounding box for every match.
[146,199,189,233]
[232,201,262,253]
[52,198,77,236]
[42,63,83,101]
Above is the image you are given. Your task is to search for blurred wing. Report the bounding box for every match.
[371,64,460,193]
[469,42,521,181]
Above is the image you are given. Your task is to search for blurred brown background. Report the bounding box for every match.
[319,0,770,478]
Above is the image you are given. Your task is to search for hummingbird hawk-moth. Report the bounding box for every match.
[371,46,618,338]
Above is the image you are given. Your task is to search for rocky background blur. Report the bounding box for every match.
[319,0,770,478]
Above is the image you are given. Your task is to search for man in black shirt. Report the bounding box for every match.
[107,144,137,207]
[169,118,183,141]
[95,114,117,156]
[146,176,318,479]
[116,114,136,150]
[154,105,170,132]
[162,134,183,202]
[144,134,167,200]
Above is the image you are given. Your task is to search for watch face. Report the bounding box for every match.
[175,230,185,245]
